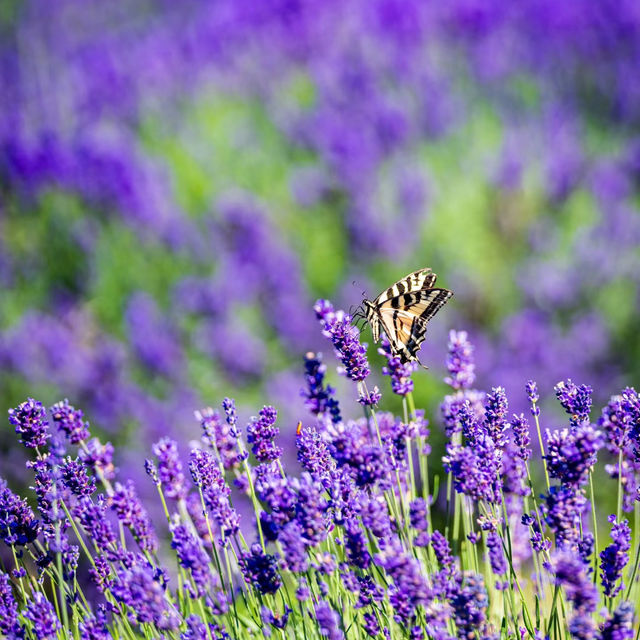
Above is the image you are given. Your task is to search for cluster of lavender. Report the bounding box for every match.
[1,301,639,639]
[2,0,640,464]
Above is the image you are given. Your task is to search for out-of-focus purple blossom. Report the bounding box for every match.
[363,612,380,637]
[80,438,116,481]
[8,398,50,450]
[90,555,112,594]
[302,352,342,426]
[541,485,587,550]
[600,602,635,640]
[111,562,176,629]
[451,573,490,639]
[486,531,507,582]
[196,405,247,471]
[545,425,603,488]
[23,591,60,640]
[344,518,371,569]
[247,406,281,463]
[239,543,281,595]
[552,550,598,624]
[377,538,431,624]
[50,399,90,444]
[0,478,40,546]
[379,335,417,396]
[73,496,116,551]
[409,498,429,546]
[555,379,593,428]
[262,606,292,633]
[279,520,309,573]
[315,601,344,640]
[152,437,187,500]
[445,330,475,390]
[125,292,183,378]
[79,609,109,640]
[578,532,595,568]
[110,480,158,552]
[170,517,215,597]
[0,572,20,638]
[61,456,96,497]
[314,300,370,382]
[600,515,631,598]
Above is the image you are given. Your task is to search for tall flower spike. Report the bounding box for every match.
[239,543,282,595]
[554,379,593,428]
[444,330,475,390]
[0,572,20,638]
[8,398,50,450]
[302,352,342,426]
[50,399,90,444]
[0,479,40,546]
[379,335,417,396]
[152,437,187,500]
[247,406,281,463]
[599,515,631,598]
[315,601,345,640]
[24,591,60,640]
[314,299,370,382]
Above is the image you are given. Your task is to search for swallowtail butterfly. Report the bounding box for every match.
[354,268,453,367]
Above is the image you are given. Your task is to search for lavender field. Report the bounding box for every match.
[1,1,640,638]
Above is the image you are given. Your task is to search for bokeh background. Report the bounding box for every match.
[2,0,640,487]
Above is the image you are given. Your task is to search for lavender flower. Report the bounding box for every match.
[600,602,635,640]
[487,531,507,583]
[8,398,50,449]
[239,543,281,595]
[315,601,345,640]
[451,573,490,638]
[526,381,540,417]
[152,437,187,500]
[196,405,246,470]
[111,562,175,629]
[302,352,342,425]
[444,330,475,390]
[379,335,417,396]
[110,480,158,552]
[294,473,329,545]
[541,485,587,549]
[0,572,20,638]
[315,300,370,382]
[61,456,96,497]
[552,550,598,614]
[279,520,309,573]
[545,424,603,487]
[555,379,593,427]
[79,610,109,640]
[0,479,40,546]
[247,406,282,463]
[73,496,117,551]
[23,591,60,640]
[297,424,336,485]
[344,518,371,569]
[510,414,531,461]
[50,399,90,444]
[409,498,429,546]
[80,438,116,481]
[600,515,631,598]
[170,518,215,597]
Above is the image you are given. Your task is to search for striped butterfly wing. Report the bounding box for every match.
[377,288,453,364]
[373,268,438,306]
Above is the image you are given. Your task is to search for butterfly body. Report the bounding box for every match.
[360,268,452,366]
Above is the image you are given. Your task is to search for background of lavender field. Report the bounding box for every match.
[2,0,640,485]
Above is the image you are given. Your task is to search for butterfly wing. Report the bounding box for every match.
[377,288,453,364]
[373,268,438,306]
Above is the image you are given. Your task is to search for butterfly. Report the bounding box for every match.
[353,268,453,367]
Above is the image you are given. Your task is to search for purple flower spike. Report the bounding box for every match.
[0,572,20,638]
[8,398,50,450]
[296,424,336,485]
[526,381,540,417]
[600,602,635,640]
[545,425,603,488]
[239,543,282,595]
[61,457,96,497]
[152,437,187,500]
[0,479,40,546]
[170,518,215,597]
[315,600,345,640]
[554,379,593,427]
[111,480,158,552]
[379,335,417,396]
[314,299,370,382]
[510,414,531,461]
[600,515,631,598]
[247,406,281,463]
[24,591,60,640]
[445,330,475,390]
[50,399,90,444]
[302,352,342,426]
